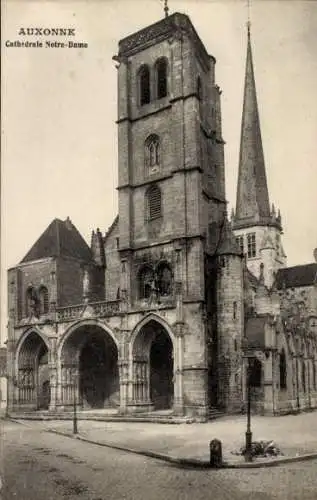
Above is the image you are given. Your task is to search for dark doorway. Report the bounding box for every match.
[79,332,118,409]
[150,330,173,410]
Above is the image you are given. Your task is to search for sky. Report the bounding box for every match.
[1,0,317,342]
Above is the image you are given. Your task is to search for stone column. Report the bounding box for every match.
[173,323,184,415]
[48,337,57,411]
[263,351,274,414]
[127,350,134,406]
[6,337,16,412]
[118,340,129,414]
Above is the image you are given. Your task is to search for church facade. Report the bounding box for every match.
[6,13,317,420]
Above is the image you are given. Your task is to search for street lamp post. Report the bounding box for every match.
[245,356,253,461]
[73,372,78,435]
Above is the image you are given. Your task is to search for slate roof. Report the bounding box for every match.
[21,218,93,264]
[0,348,7,377]
[275,263,317,289]
[245,316,267,349]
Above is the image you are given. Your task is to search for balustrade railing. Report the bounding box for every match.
[56,299,121,322]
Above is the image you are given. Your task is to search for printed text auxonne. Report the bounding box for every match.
[18,28,76,36]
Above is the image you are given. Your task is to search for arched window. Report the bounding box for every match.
[249,358,262,388]
[26,287,36,317]
[146,185,162,221]
[156,263,172,296]
[145,135,160,171]
[279,349,287,390]
[155,58,168,99]
[39,286,49,315]
[139,65,151,106]
[138,265,155,299]
[197,76,202,101]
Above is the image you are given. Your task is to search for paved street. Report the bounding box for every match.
[1,420,317,499]
[19,410,317,464]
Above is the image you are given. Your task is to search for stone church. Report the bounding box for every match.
[6,12,317,420]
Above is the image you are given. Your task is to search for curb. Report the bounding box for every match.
[8,418,317,469]
[46,427,317,469]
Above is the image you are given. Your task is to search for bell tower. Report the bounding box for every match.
[112,12,227,417]
[113,12,226,304]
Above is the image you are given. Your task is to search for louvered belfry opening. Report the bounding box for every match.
[155,58,168,99]
[147,184,161,221]
[139,64,151,106]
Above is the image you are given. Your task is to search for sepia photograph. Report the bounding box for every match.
[1,0,317,498]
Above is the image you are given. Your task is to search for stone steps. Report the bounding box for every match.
[208,408,225,421]
[7,411,197,424]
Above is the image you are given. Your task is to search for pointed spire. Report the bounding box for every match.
[233,24,272,229]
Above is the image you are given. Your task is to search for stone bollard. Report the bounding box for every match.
[209,439,222,467]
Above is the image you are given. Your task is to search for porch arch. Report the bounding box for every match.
[58,319,119,409]
[130,313,176,352]
[15,328,50,409]
[129,314,175,410]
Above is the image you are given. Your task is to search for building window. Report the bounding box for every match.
[276,233,280,256]
[139,65,151,106]
[279,349,287,390]
[38,286,49,315]
[302,362,306,392]
[313,361,317,390]
[236,235,244,255]
[233,301,237,320]
[234,338,238,351]
[145,134,160,172]
[138,265,154,299]
[156,263,172,296]
[146,185,162,221]
[26,286,36,317]
[249,358,262,388]
[197,76,203,117]
[247,233,256,258]
[155,58,168,99]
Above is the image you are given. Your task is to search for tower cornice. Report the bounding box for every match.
[118,12,215,68]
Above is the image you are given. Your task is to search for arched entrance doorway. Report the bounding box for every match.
[60,324,119,410]
[132,320,174,411]
[17,331,50,410]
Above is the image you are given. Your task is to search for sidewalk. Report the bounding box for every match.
[14,410,317,468]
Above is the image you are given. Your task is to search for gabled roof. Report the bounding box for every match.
[21,218,93,264]
[275,263,317,289]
